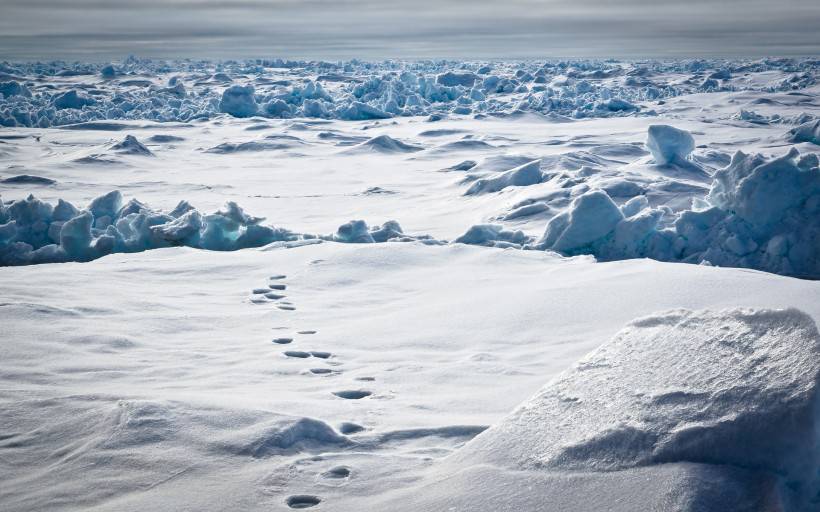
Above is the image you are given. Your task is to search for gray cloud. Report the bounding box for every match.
[0,0,818,60]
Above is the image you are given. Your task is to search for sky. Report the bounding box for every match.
[1,0,819,61]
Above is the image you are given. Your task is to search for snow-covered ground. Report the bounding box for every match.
[1,58,819,511]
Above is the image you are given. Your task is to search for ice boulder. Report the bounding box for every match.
[263,99,291,117]
[788,120,820,145]
[53,90,96,110]
[333,220,374,243]
[464,160,543,195]
[219,85,258,118]
[600,98,638,112]
[454,224,531,248]
[0,81,31,98]
[452,308,820,510]
[537,190,624,254]
[646,125,695,165]
[100,64,117,79]
[59,211,95,260]
[369,220,404,242]
[338,101,392,121]
[436,71,478,88]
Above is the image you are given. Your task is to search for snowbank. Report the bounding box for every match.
[453,308,820,510]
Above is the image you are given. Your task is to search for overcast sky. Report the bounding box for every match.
[1,0,819,61]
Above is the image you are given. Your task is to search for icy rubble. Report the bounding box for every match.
[1,57,818,127]
[0,191,297,265]
[450,308,820,511]
[455,126,819,279]
[533,146,820,278]
[0,193,438,266]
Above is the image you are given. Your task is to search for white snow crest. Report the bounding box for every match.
[454,308,820,509]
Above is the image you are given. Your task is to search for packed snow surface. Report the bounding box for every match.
[2,244,820,511]
[2,57,820,511]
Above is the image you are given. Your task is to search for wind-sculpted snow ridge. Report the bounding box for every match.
[0,192,439,266]
[441,308,820,511]
[1,57,818,127]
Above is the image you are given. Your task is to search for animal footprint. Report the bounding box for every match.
[309,368,338,375]
[322,466,351,479]
[333,390,371,400]
[272,337,293,345]
[285,495,321,509]
[284,351,311,358]
[310,351,332,359]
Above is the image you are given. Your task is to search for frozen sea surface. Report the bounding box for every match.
[1,58,819,511]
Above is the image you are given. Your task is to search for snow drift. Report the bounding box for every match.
[442,308,820,511]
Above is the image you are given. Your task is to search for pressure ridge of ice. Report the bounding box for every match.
[458,125,820,279]
[0,192,424,265]
[2,57,819,127]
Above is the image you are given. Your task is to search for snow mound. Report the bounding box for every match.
[346,135,422,154]
[1,175,56,185]
[109,134,153,156]
[464,160,543,195]
[227,417,352,458]
[455,308,820,509]
[646,125,695,165]
[219,84,258,118]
